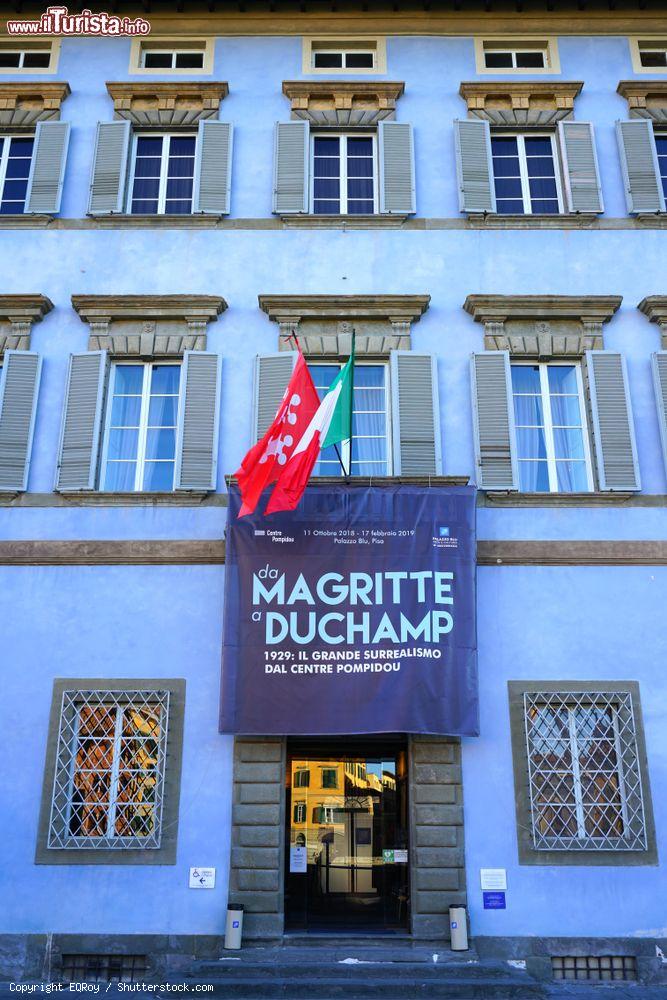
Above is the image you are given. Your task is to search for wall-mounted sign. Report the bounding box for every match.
[483,891,506,910]
[480,868,507,891]
[220,485,478,736]
[394,849,408,863]
[289,846,307,873]
[189,867,216,889]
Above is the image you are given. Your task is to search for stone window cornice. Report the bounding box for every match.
[464,294,622,357]
[106,82,229,127]
[282,80,404,126]
[258,293,429,357]
[0,83,70,127]
[71,294,227,356]
[638,295,667,347]
[0,294,53,354]
[459,81,583,125]
[617,80,667,123]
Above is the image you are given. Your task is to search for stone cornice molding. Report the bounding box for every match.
[106,82,229,126]
[72,294,227,356]
[464,294,622,357]
[617,81,667,122]
[282,80,404,125]
[0,294,53,353]
[259,293,429,356]
[0,82,70,126]
[638,295,667,348]
[459,81,583,125]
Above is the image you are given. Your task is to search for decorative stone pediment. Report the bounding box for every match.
[459,81,583,125]
[258,294,430,357]
[106,82,229,127]
[71,295,227,356]
[0,294,53,354]
[282,81,404,126]
[638,296,667,347]
[463,295,622,357]
[617,81,667,123]
[0,83,70,127]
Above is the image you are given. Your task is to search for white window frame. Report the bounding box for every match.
[629,37,667,73]
[656,130,667,193]
[308,360,393,477]
[0,132,33,214]
[312,48,377,71]
[310,131,379,216]
[126,132,197,216]
[474,37,560,75]
[99,360,181,493]
[512,360,594,494]
[0,40,59,74]
[293,802,306,823]
[141,48,205,71]
[129,37,213,76]
[492,131,564,216]
[303,37,386,75]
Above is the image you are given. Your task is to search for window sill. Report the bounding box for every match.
[481,491,635,506]
[54,490,211,506]
[467,212,600,229]
[279,213,409,229]
[87,213,225,228]
[0,213,55,228]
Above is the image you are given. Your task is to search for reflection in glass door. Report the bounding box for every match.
[285,740,409,932]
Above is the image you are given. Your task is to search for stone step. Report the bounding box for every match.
[183,976,545,999]
[191,960,521,981]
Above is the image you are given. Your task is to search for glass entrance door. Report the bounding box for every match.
[285,740,409,932]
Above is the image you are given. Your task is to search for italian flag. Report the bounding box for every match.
[265,348,354,515]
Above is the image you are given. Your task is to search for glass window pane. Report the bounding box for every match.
[347,200,374,214]
[165,200,192,214]
[114,366,144,394]
[110,395,141,427]
[547,365,578,394]
[166,177,194,200]
[553,427,586,461]
[103,461,137,491]
[524,136,553,157]
[314,200,340,214]
[493,156,521,176]
[136,136,163,156]
[5,156,32,180]
[0,52,21,67]
[516,426,547,460]
[348,178,373,199]
[516,51,545,68]
[494,178,523,198]
[144,52,173,68]
[150,365,180,395]
[640,50,667,67]
[350,436,387,462]
[143,461,175,491]
[314,137,340,156]
[22,51,51,68]
[485,51,513,67]
[314,179,340,198]
[132,178,160,200]
[175,52,204,68]
[107,428,139,461]
[131,199,159,214]
[2,180,28,201]
[527,156,556,177]
[345,52,374,68]
[314,157,340,179]
[145,428,176,460]
[148,395,178,426]
[313,52,343,68]
[169,135,196,156]
[496,200,524,214]
[348,137,373,156]
[531,199,560,214]
[511,365,541,392]
[556,460,589,492]
[354,366,383,387]
[519,460,550,491]
[491,137,518,156]
[550,394,583,426]
[132,156,162,179]
[167,155,195,178]
[347,156,373,178]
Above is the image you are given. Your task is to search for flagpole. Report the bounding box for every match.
[348,329,355,478]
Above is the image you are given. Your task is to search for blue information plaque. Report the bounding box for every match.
[483,891,506,910]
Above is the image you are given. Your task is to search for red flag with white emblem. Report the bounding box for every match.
[235,351,319,517]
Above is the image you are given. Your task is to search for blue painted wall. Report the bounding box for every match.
[0,29,665,942]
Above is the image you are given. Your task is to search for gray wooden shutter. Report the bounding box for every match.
[616,119,665,214]
[470,351,518,491]
[193,120,233,215]
[273,121,309,214]
[55,351,108,491]
[175,351,221,491]
[558,121,604,214]
[390,351,442,475]
[586,350,640,491]
[378,121,416,215]
[24,121,70,214]
[253,352,297,442]
[0,350,42,491]
[88,121,131,215]
[454,119,496,214]
[651,353,667,478]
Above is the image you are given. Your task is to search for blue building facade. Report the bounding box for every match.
[0,1,666,985]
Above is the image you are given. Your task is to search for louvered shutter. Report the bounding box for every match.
[558,121,604,214]
[175,351,221,491]
[651,353,667,478]
[24,121,70,214]
[55,351,108,491]
[454,119,496,214]
[470,352,518,491]
[253,352,297,442]
[390,352,442,474]
[378,121,416,215]
[88,121,131,215]
[586,351,640,491]
[193,120,233,215]
[273,121,309,214]
[616,120,665,214]
[0,350,42,491]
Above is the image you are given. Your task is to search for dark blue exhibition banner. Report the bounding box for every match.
[220,484,478,736]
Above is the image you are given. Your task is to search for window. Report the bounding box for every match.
[303,38,386,75]
[293,802,306,823]
[101,362,181,492]
[320,767,338,789]
[656,133,667,200]
[313,48,375,70]
[142,49,204,70]
[637,41,667,68]
[0,43,57,73]
[309,363,390,477]
[475,38,558,74]
[312,133,376,215]
[511,363,592,492]
[492,133,562,215]
[131,39,213,75]
[0,135,34,214]
[312,805,336,823]
[61,955,148,984]
[523,691,648,852]
[294,768,310,788]
[47,689,170,850]
[128,133,197,215]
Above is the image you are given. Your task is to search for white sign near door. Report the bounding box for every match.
[480,868,507,891]
[290,846,307,873]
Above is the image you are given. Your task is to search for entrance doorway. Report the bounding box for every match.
[284,738,409,932]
